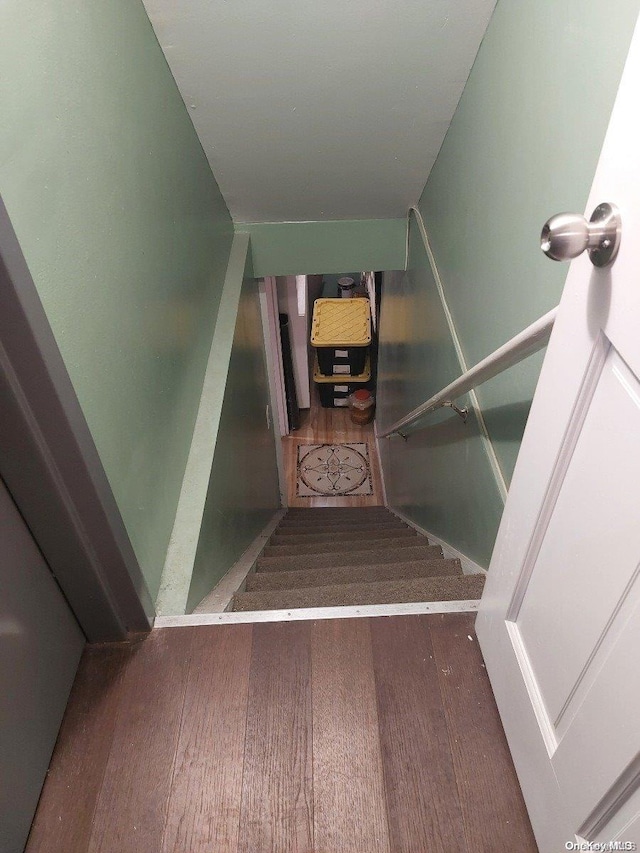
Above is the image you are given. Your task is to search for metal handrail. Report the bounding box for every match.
[378,307,558,439]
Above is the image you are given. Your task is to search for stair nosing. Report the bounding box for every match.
[262,535,430,556]
[274,525,415,532]
[271,526,416,539]
[256,544,443,572]
[284,507,389,513]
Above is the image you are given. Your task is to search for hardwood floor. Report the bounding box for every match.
[282,384,385,507]
[238,622,313,852]
[27,613,538,853]
[371,616,468,850]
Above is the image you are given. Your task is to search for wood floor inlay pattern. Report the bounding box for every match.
[283,385,384,507]
[27,614,538,853]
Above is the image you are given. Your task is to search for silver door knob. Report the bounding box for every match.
[540,202,621,267]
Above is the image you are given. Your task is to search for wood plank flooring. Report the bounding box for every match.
[161,625,252,852]
[311,619,390,851]
[27,614,538,853]
[371,616,468,851]
[238,622,313,852]
[87,628,193,853]
[282,384,385,507]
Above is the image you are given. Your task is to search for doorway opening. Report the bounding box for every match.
[260,272,385,507]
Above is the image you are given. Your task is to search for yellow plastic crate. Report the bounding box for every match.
[312,354,371,384]
[310,298,371,348]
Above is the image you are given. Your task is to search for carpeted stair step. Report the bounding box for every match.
[270,527,418,546]
[284,505,389,514]
[233,573,486,612]
[245,558,462,592]
[284,507,392,520]
[256,543,443,573]
[262,534,430,558]
[279,510,396,527]
[274,520,411,536]
[276,518,406,531]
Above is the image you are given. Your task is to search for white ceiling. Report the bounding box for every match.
[143,0,496,223]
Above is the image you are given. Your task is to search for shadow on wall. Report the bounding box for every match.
[376,255,505,570]
[401,399,533,448]
[185,265,281,613]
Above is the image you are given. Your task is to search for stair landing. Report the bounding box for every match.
[281,386,385,508]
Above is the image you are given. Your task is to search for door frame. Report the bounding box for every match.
[0,197,153,642]
[259,275,289,438]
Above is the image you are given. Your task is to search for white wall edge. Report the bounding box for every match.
[409,207,508,503]
[155,234,249,616]
[192,509,287,614]
[374,426,389,507]
[278,275,311,409]
[154,598,480,628]
[387,505,487,576]
[258,277,287,504]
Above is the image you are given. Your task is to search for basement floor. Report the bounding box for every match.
[26,613,537,852]
[282,385,385,507]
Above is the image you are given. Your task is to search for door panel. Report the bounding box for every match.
[603,787,640,847]
[0,477,84,853]
[553,601,640,834]
[515,342,640,731]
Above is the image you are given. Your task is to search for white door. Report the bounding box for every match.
[476,13,640,853]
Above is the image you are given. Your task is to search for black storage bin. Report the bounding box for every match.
[316,345,368,378]
[312,354,372,408]
[316,379,372,409]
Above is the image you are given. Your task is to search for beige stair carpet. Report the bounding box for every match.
[235,574,486,612]
[232,507,485,612]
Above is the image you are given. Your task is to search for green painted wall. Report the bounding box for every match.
[377,236,504,568]
[418,0,640,482]
[379,0,640,567]
[187,250,281,612]
[245,219,406,277]
[0,0,233,599]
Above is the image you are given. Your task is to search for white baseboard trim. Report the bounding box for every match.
[386,506,487,576]
[192,509,287,614]
[154,598,480,628]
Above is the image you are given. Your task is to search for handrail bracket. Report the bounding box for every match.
[442,401,468,423]
[377,306,558,440]
[387,404,466,441]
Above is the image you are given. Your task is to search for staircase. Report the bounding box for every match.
[231,507,485,612]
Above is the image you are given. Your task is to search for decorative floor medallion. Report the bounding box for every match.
[296,443,373,497]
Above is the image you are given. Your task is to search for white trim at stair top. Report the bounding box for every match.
[386,505,487,576]
[157,504,484,627]
[154,599,480,628]
[192,509,287,614]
